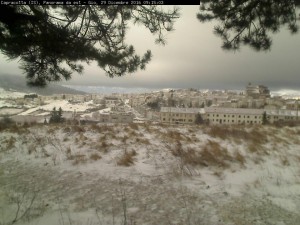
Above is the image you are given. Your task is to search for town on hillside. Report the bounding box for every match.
[0,83,299,126]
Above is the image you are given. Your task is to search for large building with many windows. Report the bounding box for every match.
[205,107,264,125]
[246,83,270,98]
[159,107,299,125]
[160,107,204,124]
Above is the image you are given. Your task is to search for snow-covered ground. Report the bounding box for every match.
[0,88,27,99]
[0,123,300,225]
[19,100,97,116]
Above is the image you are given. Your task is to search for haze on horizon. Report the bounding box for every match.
[0,6,300,91]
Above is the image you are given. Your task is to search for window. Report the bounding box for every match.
[224,115,226,117]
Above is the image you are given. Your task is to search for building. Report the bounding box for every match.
[104,97,120,106]
[160,107,204,124]
[246,83,270,99]
[205,107,264,125]
[265,109,299,124]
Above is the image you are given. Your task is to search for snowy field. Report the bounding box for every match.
[0,88,27,100]
[0,123,300,225]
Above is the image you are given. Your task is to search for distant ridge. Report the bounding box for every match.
[0,74,86,95]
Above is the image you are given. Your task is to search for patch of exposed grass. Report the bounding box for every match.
[27,143,37,155]
[204,125,269,146]
[163,130,184,142]
[72,125,85,133]
[234,151,246,166]
[280,156,290,166]
[62,126,71,133]
[129,123,139,130]
[71,154,87,165]
[170,140,234,169]
[135,137,150,145]
[199,141,233,168]
[6,136,16,150]
[90,153,102,161]
[94,140,110,153]
[117,150,137,166]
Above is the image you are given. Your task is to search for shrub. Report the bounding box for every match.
[234,151,246,166]
[117,150,137,166]
[90,153,102,161]
[170,140,233,169]
[0,116,16,131]
[129,123,139,130]
[71,154,87,165]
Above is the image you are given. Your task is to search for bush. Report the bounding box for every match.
[0,116,15,131]
[117,150,137,166]
[90,153,102,161]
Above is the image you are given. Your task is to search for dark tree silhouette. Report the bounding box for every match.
[49,107,64,123]
[195,113,204,124]
[197,0,300,51]
[0,5,179,86]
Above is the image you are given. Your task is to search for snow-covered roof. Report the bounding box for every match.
[266,109,299,116]
[204,107,264,115]
[160,107,203,114]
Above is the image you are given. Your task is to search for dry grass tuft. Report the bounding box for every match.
[164,130,184,141]
[234,151,246,166]
[280,156,290,166]
[90,153,102,161]
[170,140,233,169]
[199,141,233,168]
[72,125,85,132]
[204,125,269,146]
[5,136,16,150]
[135,137,150,145]
[62,126,71,133]
[27,143,37,155]
[93,142,109,154]
[71,154,87,165]
[89,123,101,132]
[117,150,137,166]
[129,123,139,130]
[79,133,88,141]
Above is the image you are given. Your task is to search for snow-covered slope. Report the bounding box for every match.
[0,124,300,225]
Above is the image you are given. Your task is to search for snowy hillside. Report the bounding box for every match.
[0,123,300,225]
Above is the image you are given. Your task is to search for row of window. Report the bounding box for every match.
[211,119,261,124]
[161,113,193,118]
[208,114,261,119]
[162,118,193,122]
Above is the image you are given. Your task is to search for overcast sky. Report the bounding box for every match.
[1,6,300,91]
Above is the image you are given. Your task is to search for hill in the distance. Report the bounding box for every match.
[0,74,86,95]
